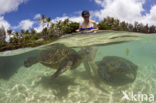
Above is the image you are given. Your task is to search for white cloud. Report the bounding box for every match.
[93,0,145,24]
[92,0,156,25]
[0,16,11,42]
[13,19,34,30]
[52,16,82,23]
[140,5,156,25]
[68,16,83,22]
[0,0,28,32]
[0,16,10,30]
[94,0,107,7]
[0,0,28,15]
[34,13,41,19]
[34,24,43,33]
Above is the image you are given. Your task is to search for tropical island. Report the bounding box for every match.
[0,15,156,52]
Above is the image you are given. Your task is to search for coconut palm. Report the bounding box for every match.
[128,24,134,32]
[25,30,30,34]
[0,26,6,41]
[31,29,36,34]
[15,32,19,36]
[7,30,12,36]
[38,14,47,28]
[42,27,48,36]
[46,17,52,27]
[21,29,25,35]
[15,32,19,41]
[149,25,156,33]
[7,30,13,43]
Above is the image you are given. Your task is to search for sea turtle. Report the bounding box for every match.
[96,56,138,86]
[24,43,89,79]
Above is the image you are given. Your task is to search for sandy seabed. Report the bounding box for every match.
[0,32,156,103]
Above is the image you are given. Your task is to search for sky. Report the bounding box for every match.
[0,0,156,32]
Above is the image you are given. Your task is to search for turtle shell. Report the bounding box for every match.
[97,56,138,86]
[39,44,81,69]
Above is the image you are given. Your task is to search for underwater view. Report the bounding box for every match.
[0,31,156,103]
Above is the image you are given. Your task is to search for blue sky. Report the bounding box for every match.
[4,0,101,26]
[0,0,156,32]
[142,0,156,14]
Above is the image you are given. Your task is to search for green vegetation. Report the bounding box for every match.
[0,15,79,52]
[0,16,156,52]
[98,16,156,33]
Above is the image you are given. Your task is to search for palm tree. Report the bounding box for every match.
[7,30,12,43]
[25,30,30,34]
[133,22,139,32]
[20,29,27,43]
[15,32,19,38]
[31,29,36,34]
[38,14,47,28]
[46,17,52,27]
[149,25,156,33]
[128,24,134,32]
[48,23,56,35]
[0,26,6,41]
[42,27,48,36]
[7,30,12,36]
[9,36,19,44]
[21,29,25,34]
[112,19,120,30]
[141,24,149,33]
[120,21,128,31]
[15,32,19,37]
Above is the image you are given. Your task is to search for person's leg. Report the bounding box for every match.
[82,46,98,77]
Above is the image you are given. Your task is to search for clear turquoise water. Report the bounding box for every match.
[0,32,156,103]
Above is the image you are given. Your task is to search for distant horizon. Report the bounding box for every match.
[0,0,156,32]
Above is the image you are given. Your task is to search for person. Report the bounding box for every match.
[76,10,99,34]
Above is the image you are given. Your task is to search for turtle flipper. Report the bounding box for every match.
[51,61,73,79]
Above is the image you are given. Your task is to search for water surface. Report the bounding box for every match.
[0,31,156,103]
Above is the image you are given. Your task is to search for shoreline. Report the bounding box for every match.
[0,37,58,52]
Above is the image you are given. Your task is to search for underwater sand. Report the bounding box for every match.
[0,31,156,103]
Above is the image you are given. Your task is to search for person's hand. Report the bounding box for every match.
[76,29,80,32]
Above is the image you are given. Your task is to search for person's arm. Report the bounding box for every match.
[76,23,82,32]
[93,21,99,31]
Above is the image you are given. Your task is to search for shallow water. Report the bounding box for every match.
[0,32,156,103]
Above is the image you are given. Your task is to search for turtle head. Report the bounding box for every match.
[24,56,38,67]
[78,47,97,61]
[78,47,89,60]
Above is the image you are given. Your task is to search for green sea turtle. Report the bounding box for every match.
[24,43,89,79]
[96,56,138,86]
